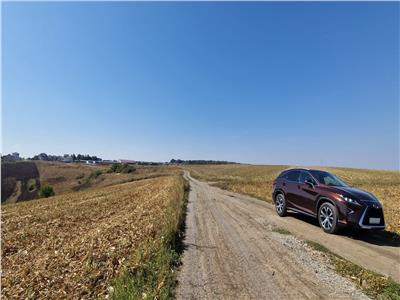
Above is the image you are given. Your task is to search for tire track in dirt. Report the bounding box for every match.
[177,172,377,299]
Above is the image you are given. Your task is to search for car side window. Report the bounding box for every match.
[299,171,315,184]
[285,170,300,182]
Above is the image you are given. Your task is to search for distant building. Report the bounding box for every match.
[118,159,136,164]
[63,155,73,163]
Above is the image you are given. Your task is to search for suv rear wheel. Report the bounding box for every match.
[318,202,339,234]
[275,193,287,217]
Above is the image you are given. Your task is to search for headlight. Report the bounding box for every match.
[340,195,358,204]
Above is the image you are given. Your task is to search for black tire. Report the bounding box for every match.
[275,193,287,217]
[318,202,339,234]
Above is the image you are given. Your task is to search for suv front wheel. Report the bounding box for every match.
[318,202,339,234]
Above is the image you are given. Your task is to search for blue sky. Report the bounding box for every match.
[2,2,399,170]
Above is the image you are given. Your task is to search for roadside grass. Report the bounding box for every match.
[111,178,189,300]
[272,227,292,235]
[306,240,400,300]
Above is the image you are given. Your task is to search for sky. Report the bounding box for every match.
[2,2,399,170]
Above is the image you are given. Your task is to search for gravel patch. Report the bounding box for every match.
[271,232,371,300]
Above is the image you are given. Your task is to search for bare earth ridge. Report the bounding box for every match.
[176,172,400,300]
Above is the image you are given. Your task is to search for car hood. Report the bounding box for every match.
[320,185,379,202]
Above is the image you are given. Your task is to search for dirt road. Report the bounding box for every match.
[176,172,400,299]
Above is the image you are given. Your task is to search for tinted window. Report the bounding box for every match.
[309,170,347,187]
[299,171,315,184]
[285,170,300,182]
[278,171,288,178]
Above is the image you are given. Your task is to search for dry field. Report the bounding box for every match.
[35,161,104,194]
[36,161,180,195]
[2,175,186,299]
[186,164,400,234]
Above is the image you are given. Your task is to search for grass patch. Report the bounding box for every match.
[306,240,330,253]
[307,240,400,299]
[108,163,136,174]
[111,177,189,299]
[75,173,85,180]
[84,170,103,185]
[272,227,292,235]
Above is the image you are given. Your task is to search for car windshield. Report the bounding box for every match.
[309,170,347,187]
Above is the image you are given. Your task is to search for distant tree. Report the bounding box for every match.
[29,153,101,162]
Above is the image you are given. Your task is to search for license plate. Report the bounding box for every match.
[369,218,381,224]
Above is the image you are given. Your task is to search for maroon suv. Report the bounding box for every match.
[272,168,385,234]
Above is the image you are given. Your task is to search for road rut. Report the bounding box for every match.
[176,172,399,299]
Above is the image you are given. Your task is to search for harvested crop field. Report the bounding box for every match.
[186,164,400,235]
[1,175,186,299]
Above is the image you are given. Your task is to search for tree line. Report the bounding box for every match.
[169,159,238,165]
[29,153,102,161]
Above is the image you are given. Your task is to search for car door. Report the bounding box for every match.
[283,170,301,208]
[296,171,318,215]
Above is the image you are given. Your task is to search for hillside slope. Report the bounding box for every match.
[2,161,180,203]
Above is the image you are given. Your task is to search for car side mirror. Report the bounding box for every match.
[305,179,315,188]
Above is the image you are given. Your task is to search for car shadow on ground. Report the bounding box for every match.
[287,211,400,248]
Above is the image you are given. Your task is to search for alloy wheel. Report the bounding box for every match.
[319,205,334,230]
[276,194,284,214]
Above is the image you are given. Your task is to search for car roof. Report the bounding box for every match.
[281,168,309,172]
[281,168,328,173]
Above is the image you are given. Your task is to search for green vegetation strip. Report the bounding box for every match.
[306,240,400,300]
[272,227,292,235]
[111,178,189,300]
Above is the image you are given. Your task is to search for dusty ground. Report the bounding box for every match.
[177,172,399,299]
